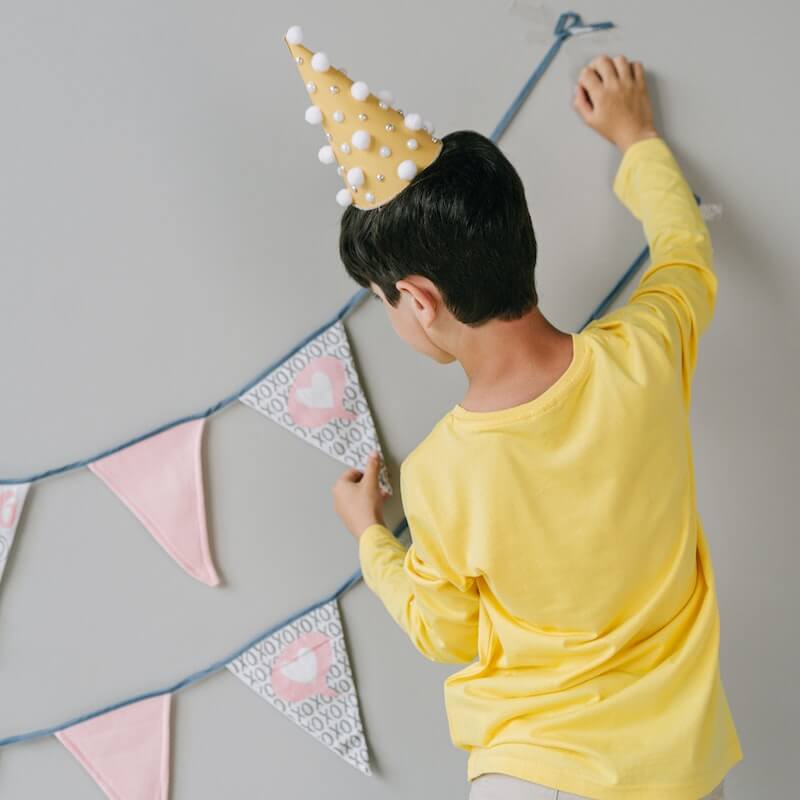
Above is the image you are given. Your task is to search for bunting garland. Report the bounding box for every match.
[0,13,713,798]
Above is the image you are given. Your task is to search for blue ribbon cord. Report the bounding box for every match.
[0,11,704,748]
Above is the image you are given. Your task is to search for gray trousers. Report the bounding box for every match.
[468,772,725,800]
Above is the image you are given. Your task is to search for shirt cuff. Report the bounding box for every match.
[612,135,669,201]
[358,522,399,557]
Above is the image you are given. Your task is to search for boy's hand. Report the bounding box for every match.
[572,54,659,154]
[332,451,390,541]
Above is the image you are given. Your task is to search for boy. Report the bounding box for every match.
[331,54,743,799]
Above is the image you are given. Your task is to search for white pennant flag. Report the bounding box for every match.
[227,597,372,776]
[239,318,392,494]
[0,483,31,586]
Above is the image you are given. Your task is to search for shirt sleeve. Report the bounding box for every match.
[357,515,480,665]
[610,135,718,407]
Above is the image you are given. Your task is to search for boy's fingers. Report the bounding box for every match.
[613,54,634,85]
[337,468,363,484]
[573,84,593,118]
[366,451,380,469]
[578,64,602,95]
[588,54,618,84]
[364,451,381,482]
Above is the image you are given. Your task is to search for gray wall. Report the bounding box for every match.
[0,1,795,797]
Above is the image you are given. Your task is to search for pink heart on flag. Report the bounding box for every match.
[0,490,18,529]
[288,356,357,427]
[272,631,339,703]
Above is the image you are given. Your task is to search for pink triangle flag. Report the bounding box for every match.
[56,694,172,800]
[88,417,220,586]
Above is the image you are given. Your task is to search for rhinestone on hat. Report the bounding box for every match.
[306,81,317,93]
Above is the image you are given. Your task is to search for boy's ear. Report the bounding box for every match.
[396,278,438,325]
[397,277,440,315]
[394,278,414,306]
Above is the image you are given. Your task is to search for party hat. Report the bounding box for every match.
[284,24,444,209]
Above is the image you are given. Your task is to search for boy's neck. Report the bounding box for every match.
[456,305,574,413]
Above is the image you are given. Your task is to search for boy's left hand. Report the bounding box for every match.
[332,451,390,541]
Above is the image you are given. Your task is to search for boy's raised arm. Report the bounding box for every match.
[573,56,718,407]
[611,136,718,403]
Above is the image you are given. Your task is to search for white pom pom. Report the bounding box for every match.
[423,120,434,134]
[397,160,417,181]
[311,52,330,72]
[350,81,370,101]
[304,105,323,124]
[285,25,303,45]
[377,89,393,105]
[351,130,371,150]
[403,112,423,131]
[318,145,335,164]
[347,167,365,187]
[336,188,353,207]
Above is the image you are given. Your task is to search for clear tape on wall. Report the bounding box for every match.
[563,25,627,84]
[699,203,723,221]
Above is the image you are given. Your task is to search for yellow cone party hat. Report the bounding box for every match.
[284,24,443,210]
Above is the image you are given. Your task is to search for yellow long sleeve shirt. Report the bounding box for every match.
[358,136,743,799]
